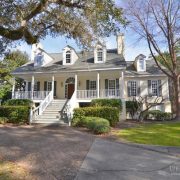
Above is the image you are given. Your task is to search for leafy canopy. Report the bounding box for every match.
[0,0,126,53]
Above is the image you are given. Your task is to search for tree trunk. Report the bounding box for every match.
[174,77,180,120]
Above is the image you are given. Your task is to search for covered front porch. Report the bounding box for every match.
[12,70,125,102]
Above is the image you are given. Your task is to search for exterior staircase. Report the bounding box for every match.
[32,99,68,124]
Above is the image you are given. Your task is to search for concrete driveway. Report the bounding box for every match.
[76,138,180,180]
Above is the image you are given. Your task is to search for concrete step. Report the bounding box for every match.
[32,120,67,124]
[37,115,60,119]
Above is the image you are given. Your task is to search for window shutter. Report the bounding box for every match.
[116,79,119,89]
[86,80,89,90]
[44,81,47,91]
[28,82,31,91]
[148,80,152,96]
[54,81,57,96]
[127,81,131,97]
[37,81,40,91]
[105,79,108,89]
[158,80,162,97]
[137,81,141,96]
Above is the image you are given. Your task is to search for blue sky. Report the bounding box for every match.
[15,29,150,61]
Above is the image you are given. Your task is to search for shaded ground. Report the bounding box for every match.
[76,138,180,180]
[0,125,95,180]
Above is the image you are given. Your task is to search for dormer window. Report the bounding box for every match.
[97,48,103,62]
[139,59,145,71]
[66,51,71,63]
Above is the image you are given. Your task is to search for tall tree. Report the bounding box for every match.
[0,50,29,100]
[125,0,180,119]
[0,0,126,53]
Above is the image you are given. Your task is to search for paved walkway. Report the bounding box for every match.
[76,138,180,180]
[0,125,94,180]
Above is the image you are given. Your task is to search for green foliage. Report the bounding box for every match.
[0,117,8,124]
[3,99,32,107]
[73,106,120,126]
[72,116,110,134]
[91,99,122,110]
[85,117,110,134]
[126,101,139,119]
[0,106,30,124]
[144,110,172,121]
[0,84,11,100]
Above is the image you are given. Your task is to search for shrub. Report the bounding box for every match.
[73,106,119,126]
[91,99,122,110]
[126,101,139,119]
[0,106,30,124]
[85,117,110,134]
[145,110,172,121]
[0,117,8,124]
[3,99,32,107]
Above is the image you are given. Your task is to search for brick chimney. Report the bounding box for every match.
[117,34,124,55]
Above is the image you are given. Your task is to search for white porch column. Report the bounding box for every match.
[31,75,34,100]
[75,74,78,96]
[12,77,15,99]
[97,72,100,98]
[121,71,126,120]
[52,75,54,98]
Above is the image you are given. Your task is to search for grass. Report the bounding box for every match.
[0,160,31,180]
[112,122,180,146]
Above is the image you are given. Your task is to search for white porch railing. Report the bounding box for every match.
[30,90,53,122]
[14,91,50,100]
[76,89,121,99]
[77,90,97,99]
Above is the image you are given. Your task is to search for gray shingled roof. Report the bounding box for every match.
[13,49,126,74]
[125,59,167,76]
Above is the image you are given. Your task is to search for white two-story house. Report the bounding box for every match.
[12,34,171,124]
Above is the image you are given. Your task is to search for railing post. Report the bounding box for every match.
[97,72,100,98]
[52,75,54,99]
[75,74,77,99]
[11,77,15,99]
[31,76,34,100]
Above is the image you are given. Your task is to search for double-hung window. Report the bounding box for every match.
[66,51,71,63]
[151,80,158,96]
[128,81,137,97]
[108,80,116,96]
[97,48,103,62]
[47,82,52,91]
[139,59,144,71]
[89,80,96,90]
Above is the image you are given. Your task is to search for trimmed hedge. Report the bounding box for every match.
[91,99,122,110]
[73,106,119,126]
[144,110,172,121]
[0,106,30,124]
[72,116,110,134]
[0,117,8,124]
[3,99,32,106]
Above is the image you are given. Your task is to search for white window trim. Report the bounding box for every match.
[89,80,97,90]
[151,80,159,97]
[97,48,103,62]
[47,81,52,91]
[66,51,71,64]
[108,79,116,90]
[128,81,137,97]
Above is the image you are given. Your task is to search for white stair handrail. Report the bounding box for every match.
[39,90,53,115]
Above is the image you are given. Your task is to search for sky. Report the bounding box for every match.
[15,29,150,61]
[14,0,150,62]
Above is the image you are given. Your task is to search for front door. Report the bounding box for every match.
[67,84,75,99]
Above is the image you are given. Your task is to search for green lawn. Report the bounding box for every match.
[112,122,180,146]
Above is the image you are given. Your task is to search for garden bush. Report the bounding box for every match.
[126,101,139,119]
[0,117,8,124]
[145,110,172,121]
[73,106,119,126]
[91,99,122,110]
[85,117,110,134]
[0,106,30,124]
[3,99,32,107]
[72,116,110,134]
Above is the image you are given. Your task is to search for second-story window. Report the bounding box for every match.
[66,51,71,63]
[97,48,103,62]
[139,59,144,71]
[127,81,137,97]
